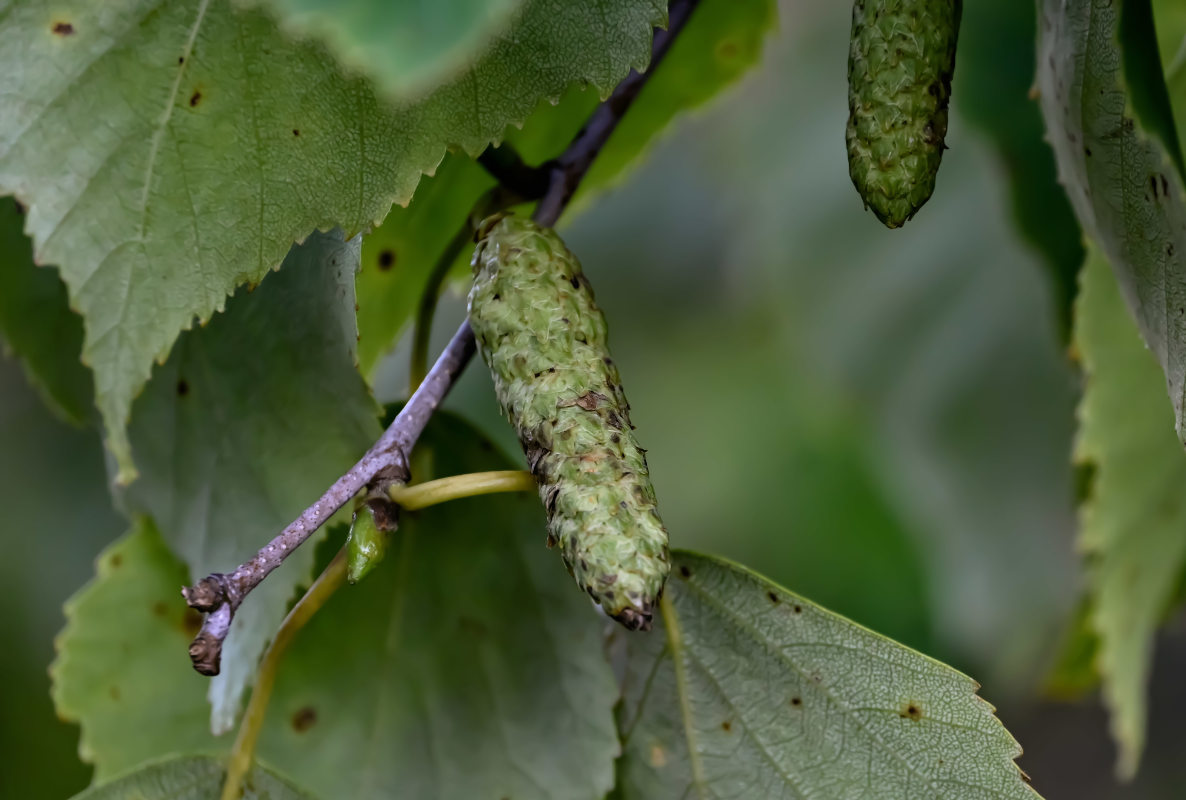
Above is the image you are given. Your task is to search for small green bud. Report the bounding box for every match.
[467,215,670,631]
[346,496,398,584]
[846,0,962,227]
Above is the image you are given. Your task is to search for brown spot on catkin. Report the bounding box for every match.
[51,21,75,35]
[291,706,317,733]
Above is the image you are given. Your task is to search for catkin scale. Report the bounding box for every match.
[467,215,670,630]
[846,0,962,228]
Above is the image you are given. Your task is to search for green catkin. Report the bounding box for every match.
[846,0,962,228]
[467,215,670,630]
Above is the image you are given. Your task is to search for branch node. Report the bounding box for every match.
[182,573,229,612]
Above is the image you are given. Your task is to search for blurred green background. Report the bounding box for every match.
[6,0,1186,797]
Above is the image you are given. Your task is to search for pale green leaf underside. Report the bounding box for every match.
[1036,0,1186,444]
[615,552,1040,799]
[1072,247,1186,778]
[120,229,381,734]
[356,0,777,374]
[250,0,524,97]
[53,414,619,800]
[0,197,91,424]
[0,0,664,479]
[69,755,313,800]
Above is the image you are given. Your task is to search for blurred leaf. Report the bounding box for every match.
[614,552,1041,799]
[1036,0,1186,442]
[0,0,663,478]
[955,0,1083,338]
[1043,597,1100,701]
[52,521,221,780]
[357,156,493,373]
[1072,246,1186,778]
[355,0,777,373]
[68,755,313,800]
[258,412,619,800]
[0,197,90,424]
[121,230,381,734]
[0,354,124,800]
[52,413,619,800]
[250,0,523,97]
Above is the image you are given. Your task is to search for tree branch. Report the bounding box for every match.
[182,0,703,676]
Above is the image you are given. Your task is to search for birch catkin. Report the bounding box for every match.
[846,0,962,228]
[467,215,670,630]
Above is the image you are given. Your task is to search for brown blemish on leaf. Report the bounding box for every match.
[377,249,396,271]
[189,90,202,107]
[109,685,120,700]
[767,591,780,604]
[721,720,732,732]
[900,701,923,721]
[678,565,692,579]
[716,40,739,60]
[182,608,203,638]
[176,379,189,397]
[292,129,300,136]
[152,601,168,617]
[291,706,317,733]
[51,21,75,35]
[109,553,123,568]
[792,604,802,614]
[790,696,802,707]
[649,743,667,768]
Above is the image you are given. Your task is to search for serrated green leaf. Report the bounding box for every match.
[614,552,1040,799]
[356,0,776,373]
[52,521,223,780]
[250,0,524,98]
[1036,0,1186,443]
[68,755,313,800]
[52,413,619,799]
[121,230,381,734]
[0,197,91,424]
[955,0,1083,339]
[1072,247,1186,778]
[258,412,619,799]
[0,0,664,479]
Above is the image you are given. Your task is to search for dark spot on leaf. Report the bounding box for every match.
[1084,146,1092,157]
[152,601,168,617]
[176,379,189,396]
[291,706,317,733]
[767,591,780,604]
[679,565,692,579]
[51,21,75,35]
[377,249,396,271]
[569,275,580,289]
[189,90,202,107]
[178,56,185,64]
[110,554,123,568]
[793,604,802,614]
[790,696,802,707]
[182,608,203,638]
[900,702,923,721]
[292,129,300,136]
[721,720,732,732]
[717,40,739,61]
[109,685,120,700]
